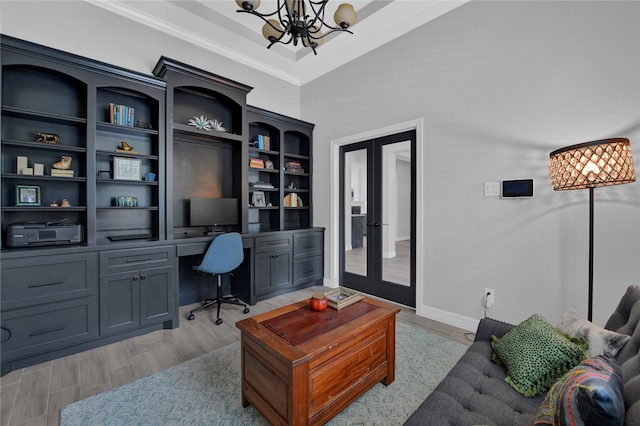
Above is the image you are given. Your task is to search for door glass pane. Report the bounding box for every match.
[344,149,367,277]
[381,141,411,286]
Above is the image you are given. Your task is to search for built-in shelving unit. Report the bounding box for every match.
[0,36,322,377]
[247,106,314,232]
[153,57,252,237]
[0,35,166,248]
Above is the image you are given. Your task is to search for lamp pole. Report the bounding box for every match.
[588,186,594,322]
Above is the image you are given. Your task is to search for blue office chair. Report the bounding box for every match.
[187,232,250,325]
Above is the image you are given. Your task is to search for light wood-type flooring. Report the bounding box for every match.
[0,285,472,426]
[346,239,411,286]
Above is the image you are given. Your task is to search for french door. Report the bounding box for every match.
[339,130,416,307]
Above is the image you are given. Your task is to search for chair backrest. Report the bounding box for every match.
[196,232,244,274]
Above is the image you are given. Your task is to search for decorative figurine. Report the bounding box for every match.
[53,156,72,170]
[188,115,213,131]
[119,141,134,151]
[60,199,71,207]
[50,200,59,207]
[35,132,61,144]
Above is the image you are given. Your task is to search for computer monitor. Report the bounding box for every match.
[190,198,239,228]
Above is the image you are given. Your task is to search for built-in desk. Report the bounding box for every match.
[175,234,255,306]
[174,228,324,308]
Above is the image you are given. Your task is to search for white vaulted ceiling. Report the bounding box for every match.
[88,0,469,85]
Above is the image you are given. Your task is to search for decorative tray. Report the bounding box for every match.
[324,287,364,310]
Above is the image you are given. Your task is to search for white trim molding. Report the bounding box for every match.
[420,304,480,332]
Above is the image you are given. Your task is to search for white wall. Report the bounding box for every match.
[0,1,301,118]
[303,1,640,328]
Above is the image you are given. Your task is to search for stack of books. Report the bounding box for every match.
[252,135,271,150]
[109,103,135,127]
[285,161,304,173]
[250,158,265,169]
[251,181,274,189]
[51,169,75,177]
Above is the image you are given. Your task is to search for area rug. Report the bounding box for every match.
[61,322,467,425]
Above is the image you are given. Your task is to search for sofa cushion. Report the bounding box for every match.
[492,314,587,397]
[404,335,544,425]
[556,308,630,357]
[534,352,624,426]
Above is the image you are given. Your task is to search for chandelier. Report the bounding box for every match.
[236,1,357,54]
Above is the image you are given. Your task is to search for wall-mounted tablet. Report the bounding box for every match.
[501,179,534,198]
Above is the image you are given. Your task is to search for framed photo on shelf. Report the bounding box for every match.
[15,184,42,206]
[252,191,266,207]
[113,157,141,180]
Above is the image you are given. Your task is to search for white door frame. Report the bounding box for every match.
[329,118,424,314]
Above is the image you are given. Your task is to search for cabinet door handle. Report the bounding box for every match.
[127,258,151,263]
[28,281,64,288]
[29,325,65,336]
[140,275,147,280]
[133,275,139,281]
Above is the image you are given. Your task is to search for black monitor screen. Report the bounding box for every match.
[190,198,239,226]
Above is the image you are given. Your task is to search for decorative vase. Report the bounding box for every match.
[309,293,328,311]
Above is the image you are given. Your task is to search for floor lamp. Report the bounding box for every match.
[549,138,636,321]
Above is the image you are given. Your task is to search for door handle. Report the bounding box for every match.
[374,222,381,227]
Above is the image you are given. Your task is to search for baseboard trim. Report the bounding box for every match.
[324,276,477,331]
[419,304,479,332]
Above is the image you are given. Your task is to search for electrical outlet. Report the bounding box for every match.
[484,288,495,308]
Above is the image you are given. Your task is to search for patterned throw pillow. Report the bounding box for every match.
[492,314,587,397]
[556,308,631,358]
[534,352,625,426]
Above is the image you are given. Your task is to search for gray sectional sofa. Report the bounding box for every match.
[405,285,640,425]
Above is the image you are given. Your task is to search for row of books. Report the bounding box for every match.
[285,161,304,173]
[109,103,135,127]
[51,169,75,177]
[253,135,271,150]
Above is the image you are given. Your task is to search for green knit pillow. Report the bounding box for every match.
[492,314,587,397]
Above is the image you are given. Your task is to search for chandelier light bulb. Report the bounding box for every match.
[334,3,357,29]
[236,0,260,11]
[262,19,284,41]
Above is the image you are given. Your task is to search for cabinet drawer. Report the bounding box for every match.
[293,257,323,287]
[99,246,175,274]
[255,235,292,253]
[0,296,98,361]
[294,232,323,259]
[1,253,97,310]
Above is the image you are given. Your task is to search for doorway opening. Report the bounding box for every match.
[339,130,416,307]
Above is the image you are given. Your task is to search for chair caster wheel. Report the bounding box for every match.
[243,307,250,314]
[188,314,195,321]
[215,318,223,325]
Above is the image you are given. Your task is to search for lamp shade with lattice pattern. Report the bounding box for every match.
[549,138,636,191]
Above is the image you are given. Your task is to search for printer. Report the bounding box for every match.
[7,221,83,247]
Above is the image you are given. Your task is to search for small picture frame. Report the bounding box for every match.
[265,160,274,170]
[252,191,266,207]
[15,184,42,206]
[113,157,141,180]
